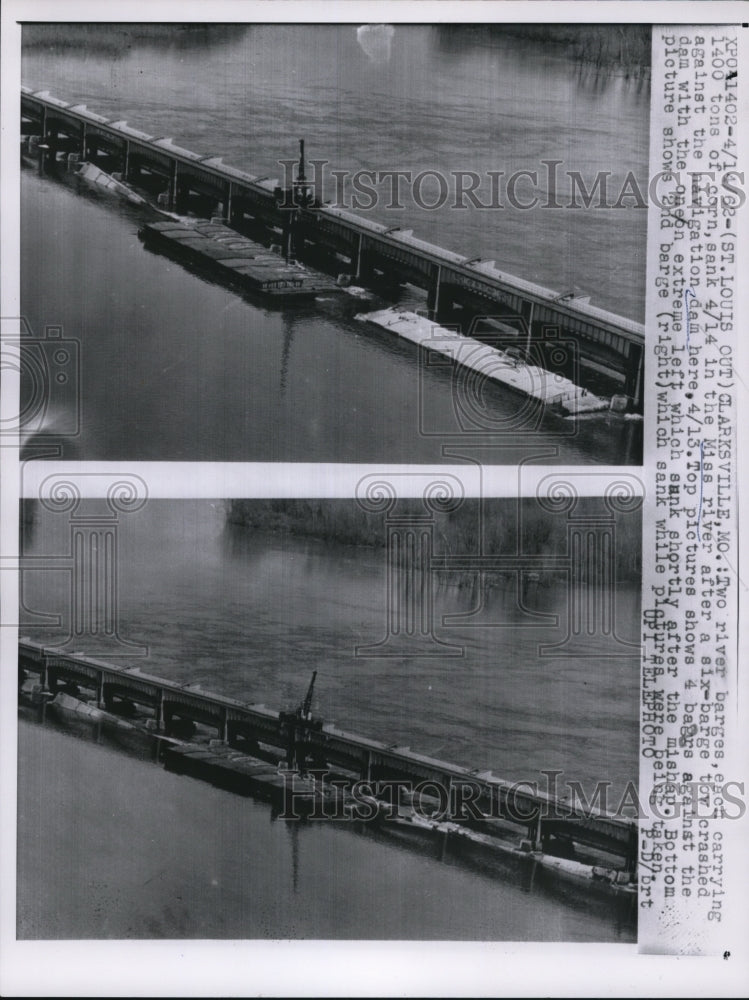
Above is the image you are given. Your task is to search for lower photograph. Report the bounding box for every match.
[17,487,641,941]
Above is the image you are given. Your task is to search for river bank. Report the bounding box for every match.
[23,23,652,74]
[20,499,640,803]
[226,497,642,583]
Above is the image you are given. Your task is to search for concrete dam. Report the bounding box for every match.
[21,86,645,410]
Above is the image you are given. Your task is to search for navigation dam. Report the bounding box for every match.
[21,87,645,410]
[19,638,638,883]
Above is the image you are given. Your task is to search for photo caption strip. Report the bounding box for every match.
[640,24,742,954]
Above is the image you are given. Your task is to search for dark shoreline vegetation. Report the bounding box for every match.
[19,496,641,597]
[486,24,651,72]
[20,23,247,54]
[226,498,642,583]
[22,22,651,73]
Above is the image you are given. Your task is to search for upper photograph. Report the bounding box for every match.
[19,23,649,464]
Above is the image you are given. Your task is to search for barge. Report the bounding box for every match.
[19,646,637,896]
[39,686,635,896]
[357,308,611,416]
[139,219,343,300]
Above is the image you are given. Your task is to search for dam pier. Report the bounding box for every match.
[21,87,645,410]
[19,638,638,883]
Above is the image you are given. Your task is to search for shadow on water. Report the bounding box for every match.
[19,498,640,828]
[17,235,642,436]
[18,703,636,940]
[575,57,651,92]
[279,315,295,394]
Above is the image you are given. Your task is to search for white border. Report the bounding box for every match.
[5,0,747,24]
[2,3,748,997]
[18,462,645,498]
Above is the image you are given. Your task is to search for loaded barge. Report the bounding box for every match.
[19,641,637,896]
[138,219,342,300]
[357,307,612,417]
[22,86,646,412]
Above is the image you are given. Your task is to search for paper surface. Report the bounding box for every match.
[1,4,747,996]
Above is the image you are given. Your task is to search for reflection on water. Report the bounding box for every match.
[21,499,640,802]
[21,169,642,463]
[17,715,636,939]
[22,25,647,462]
[19,498,639,939]
[23,24,649,310]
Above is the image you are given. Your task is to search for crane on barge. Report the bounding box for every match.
[280,670,321,770]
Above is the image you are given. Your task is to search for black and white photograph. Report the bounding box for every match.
[17,490,641,941]
[18,20,647,465]
[1,3,747,998]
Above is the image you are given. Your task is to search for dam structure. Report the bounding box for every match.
[19,638,638,881]
[21,87,645,410]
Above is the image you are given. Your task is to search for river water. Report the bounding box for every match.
[19,500,639,793]
[20,500,640,814]
[19,499,639,939]
[21,25,649,463]
[17,716,636,940]
[18,24,644,940]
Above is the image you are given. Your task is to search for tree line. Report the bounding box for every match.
[227,498,642,583]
